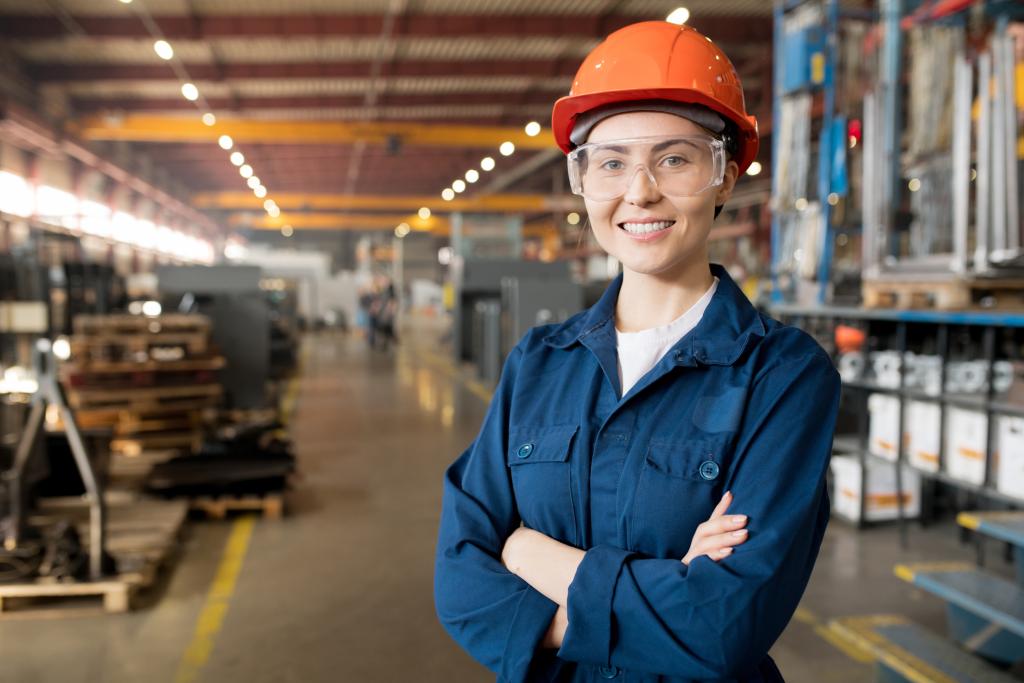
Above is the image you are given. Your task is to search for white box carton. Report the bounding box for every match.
[906,400,941,472]
[868,393,903,461]
[830,455,922,522]
[995,416,1024,500]
[944,407,988,485]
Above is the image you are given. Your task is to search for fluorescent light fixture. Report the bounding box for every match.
[254,185,267,198]
[218,135,233,150]
[499,141,515,156]
[524,121,541,137]
[452,179,466,193]
[230,152,245,166]
[181,83,199,101]
[465,169,479,183]
[481,157,496,171]
[441,188,455,201]
[247,176,261,189]
[746,161,762,176]
[239,164,253,178]
[418,207,431,220]
[202,113,216,126]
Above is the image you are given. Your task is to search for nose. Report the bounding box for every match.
[622,164,661,206]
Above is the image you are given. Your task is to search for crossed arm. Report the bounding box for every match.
[500,490,749,648]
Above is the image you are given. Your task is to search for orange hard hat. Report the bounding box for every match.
[551,21,760,174]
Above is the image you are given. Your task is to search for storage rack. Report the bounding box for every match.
[770,304,1024,547]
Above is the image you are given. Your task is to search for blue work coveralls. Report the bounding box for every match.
[435,264,841,682]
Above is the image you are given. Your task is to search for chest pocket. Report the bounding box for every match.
[507,423,579,545]
[629,436,730,557]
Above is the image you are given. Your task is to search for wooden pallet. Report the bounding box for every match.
[0,496,188,615]
[863,276,1024,310]
[73,314,210,336]
[190,493,284,520]
[111,430,202,457]
[67,383,222,410]
[74,398,221,429]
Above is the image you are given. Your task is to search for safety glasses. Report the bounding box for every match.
[567,134,727,201]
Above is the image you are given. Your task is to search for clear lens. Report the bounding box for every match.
[567,135,725,201]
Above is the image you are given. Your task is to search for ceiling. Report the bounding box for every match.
[0,0,775,236]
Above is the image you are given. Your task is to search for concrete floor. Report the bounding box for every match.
[0,330,1015,682]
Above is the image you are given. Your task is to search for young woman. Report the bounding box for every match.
[435,21,841,683]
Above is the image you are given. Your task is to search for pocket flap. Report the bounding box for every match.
[508,424,578,465]
[645,438,725,481]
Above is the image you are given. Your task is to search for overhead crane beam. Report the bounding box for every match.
[236,212,558,237]
[70,116,556,149]
[194,192,582,213]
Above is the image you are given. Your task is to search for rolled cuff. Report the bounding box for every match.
[558,544,634,666]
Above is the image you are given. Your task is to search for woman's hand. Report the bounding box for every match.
[681,491,748,566]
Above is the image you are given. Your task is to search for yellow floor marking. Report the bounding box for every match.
[829,616,959,683]
[414,348,494,403]
[175,516,257,683]
[956,512,980,530]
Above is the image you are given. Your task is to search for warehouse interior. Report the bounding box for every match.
[0,0,1023,681]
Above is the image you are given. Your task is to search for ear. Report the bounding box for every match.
[715,160,740,208]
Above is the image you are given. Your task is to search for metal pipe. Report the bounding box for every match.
[976,52,992,273]
[1000,34,1020,252]
[951,54,971,274]
[992,32,1008,256]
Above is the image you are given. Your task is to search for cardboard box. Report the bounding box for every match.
[868,393,904,462]
[830,455,922,522]
[906,400,941,472]
[944,408,988,485]
[995,416,1024,500]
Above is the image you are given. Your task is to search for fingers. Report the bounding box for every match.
[708,490,732,520]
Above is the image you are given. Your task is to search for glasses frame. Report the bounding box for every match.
[566,134,727,201]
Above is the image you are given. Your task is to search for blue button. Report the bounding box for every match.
[516,443,534,458]
[699,460,719,480]
[598,665,619,679]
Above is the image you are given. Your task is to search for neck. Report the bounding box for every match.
[614,259,715,333]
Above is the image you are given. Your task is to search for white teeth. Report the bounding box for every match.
[620,221,674,234]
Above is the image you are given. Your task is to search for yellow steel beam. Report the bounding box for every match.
[196,192,581,213]
[70,115,556,149]
[234,212,558,238]
[236,213,443,231]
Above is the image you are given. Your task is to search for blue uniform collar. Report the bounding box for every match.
[541,263,766,366]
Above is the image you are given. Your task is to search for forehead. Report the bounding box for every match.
[586,111,707,144]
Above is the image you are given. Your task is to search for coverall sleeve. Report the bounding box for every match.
[434,346,560,683]
[558,352,841,678]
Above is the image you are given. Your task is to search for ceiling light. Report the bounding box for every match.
[118,0,132,4]
[239,164,253,178]
[281,225,293,237]
[441,188,455,201]
[524,121,541,137]
[452,179,466,193]
[181,83,199,101]
[666,7,690,25]
[746,161,762,176]
[499,141,515,156]
[567,212,581,225]
[153,40,174,61]
[254,185,267,198]
[418,207,431,220]
[267,206,280,218]
[202,113,216,126]
[247,176,261,189]
[465,169,479,183]
[481,157,496,171]
[908,178,921,192]
[263,199,277,211]
[218,135,233,150]
[230,152,244,166]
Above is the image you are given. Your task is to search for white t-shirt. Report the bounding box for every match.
[615,277,719,396]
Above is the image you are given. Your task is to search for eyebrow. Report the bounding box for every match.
[592,138,702,154]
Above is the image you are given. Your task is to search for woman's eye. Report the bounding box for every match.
[599,159,625,171]
[661,155,689,168]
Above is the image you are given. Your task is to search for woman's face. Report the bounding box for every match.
[581,111,738,279]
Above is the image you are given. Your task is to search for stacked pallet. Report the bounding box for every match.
[61,314,225,456]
